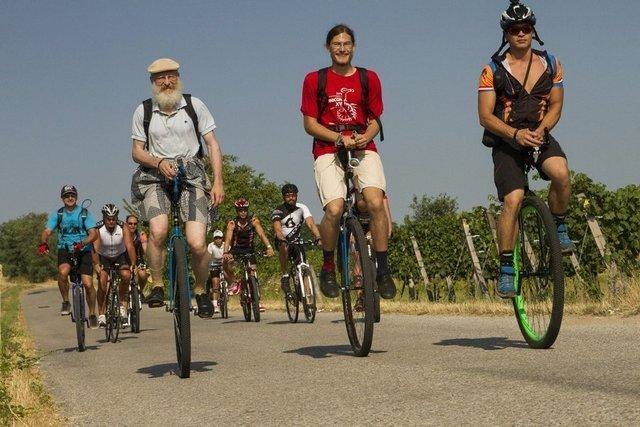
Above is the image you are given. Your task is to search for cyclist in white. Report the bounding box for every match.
[272,184,322,297]
[92,204,137,328]
[206,229,225,314]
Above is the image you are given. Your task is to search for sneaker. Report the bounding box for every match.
[497,265,516,298]
[213,303,220,314]
[60,301,71,316]
[556,223,576,254]
[228,281,241,296]
[259,305,266,313]
[98,314,106,328]
[196,294,213,318]
[120,306,129,327]
[280,275,291,295]
[88,315,98,329]
[376,273,397,299]
[147,286,165,308]
[319,269,339,298]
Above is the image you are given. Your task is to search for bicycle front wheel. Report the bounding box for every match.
[72,285,86,352]
[219,280,229,319]
[250,276,261,322]
[340,217,375,357]
[172,238,191,378]
[130,280,141,333]
[241,281,252,322]
[301,266,317,323]
[513,195,565,349]
[286,271,299,323]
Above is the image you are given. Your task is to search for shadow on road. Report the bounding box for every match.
[284,345,386,359]
[53,345,101,353]
[136,361,217,378]
[434,337,529,350]
[267,320,305,325]
[27,290,49,296]
[96,336,139,344]
[222,319,250,324]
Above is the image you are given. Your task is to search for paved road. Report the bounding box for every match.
[22,286,640,425]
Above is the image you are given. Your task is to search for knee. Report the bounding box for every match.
[323,203,343,222]
[365,197,384,215]
[187,239,206,256]
[148,226,168,244]
[552,168,570,187]
[502,191,524,213]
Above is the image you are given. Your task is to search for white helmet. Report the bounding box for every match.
[213,230,223,238]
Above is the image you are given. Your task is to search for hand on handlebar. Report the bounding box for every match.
[157,158,177,179]
[223,252,234,262]
[351,130,369,149]
[72,241,85,253]
[265,247,275,257]
[515,129,544,148]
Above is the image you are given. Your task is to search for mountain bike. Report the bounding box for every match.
[205,264,228,319]
[104,263,123,343]
[235,252,262,323]
[68,246,88,352]
[284,239,319,323]
[335,147,377,357]
[129,265,142,333]
[509,133,565,349]
[164,160,193,378]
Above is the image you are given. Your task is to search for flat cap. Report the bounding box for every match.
[147,58,180,74]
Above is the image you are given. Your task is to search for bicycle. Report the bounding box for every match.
[335,147,379,357]
[283,239,319,323]
[164,160,193,378]
[67,245,88,352]
[104,263,123,343]
[128,264,143,333]
[508,131,565,349]
[234,252,262,323]
[205,264,228,319]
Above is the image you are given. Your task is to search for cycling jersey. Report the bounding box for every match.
[301,68,383,159]
[478,50,563,130]
[45,206,97,251]
[231,216,255,249]
[207,242,224,266]
[271,203,312,241]
[95,221,127,259]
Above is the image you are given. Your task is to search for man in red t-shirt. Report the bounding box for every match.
[300,24,395,300]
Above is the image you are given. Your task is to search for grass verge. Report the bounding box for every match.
[0,282,64,426]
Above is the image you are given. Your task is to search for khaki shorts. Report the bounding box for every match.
[314,151,386,207]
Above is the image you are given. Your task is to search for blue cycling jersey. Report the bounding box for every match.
[45,205,97,251]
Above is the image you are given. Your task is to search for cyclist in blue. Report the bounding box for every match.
[38,185,99,328]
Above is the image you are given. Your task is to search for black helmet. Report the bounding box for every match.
[60,185,78,198]
[101,203,119,217]
[281,183,298,195]
[500,0,536,30]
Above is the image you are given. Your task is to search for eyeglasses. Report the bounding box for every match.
[506,25,533,36]
[152,74,178,84]
[330,41,353,50]
[127,222,138,226]
[236,208,248,212]
[62,194,76,199]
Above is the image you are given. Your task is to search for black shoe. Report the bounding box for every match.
[319,269,339,298]
[147,286,165,308]
[196,294,213,318]
[60,301,71,316]
[376,273,397,299]
[280,276,291,295]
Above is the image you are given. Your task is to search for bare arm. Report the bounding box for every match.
[478,91,543,148]
[123,226,137,269]
[304,217,321,240]
[252,218,274,256]
[383,198,393,237]
[40,228,52,245]
[92,235,101,269]
[202,130,225,206]
[224,220,235,253]
[273,220,286,242]
[303,116,341,144]
[534,87,563,136]
[132,139,176,178]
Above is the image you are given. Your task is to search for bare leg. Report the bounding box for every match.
[498,189,525,252]
[541,156,571,215]
[147,215,168,289]
[58,264,70,301]
[320,199,344,252]
[361,187,388,252]
[185,221,208,295]
[81,275,96,316]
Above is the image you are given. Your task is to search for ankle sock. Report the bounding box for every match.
[322,250,335,271]
[500,251,514,267]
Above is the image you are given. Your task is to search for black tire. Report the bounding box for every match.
[250,276,261,322]
[105,274,120,343]
[219,280,229,319]
[72,285,86,352]
[110,281,121,343]
[241,280,252,322]
[512,195,565,349]
[130,280,141,333]
[172,238,191,378]
[340,217,375,357]
[286,270,300,323]
[301,266,317,323]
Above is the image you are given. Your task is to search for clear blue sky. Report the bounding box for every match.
[2,0,639,223]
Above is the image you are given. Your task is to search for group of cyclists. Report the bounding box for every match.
[39,1,576,336]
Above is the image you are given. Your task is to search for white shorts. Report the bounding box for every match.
[313,150,386,207]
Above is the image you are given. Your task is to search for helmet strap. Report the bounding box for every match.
[492,35,509,58]
[533,28,544,46]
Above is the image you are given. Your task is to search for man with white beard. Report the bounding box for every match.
[130,58,225,318]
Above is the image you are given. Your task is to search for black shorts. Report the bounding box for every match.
[99,252,131,270]
[58,249,93,276]
[230,247,256,264]
[209,264,223,277]
[492,134,566,201]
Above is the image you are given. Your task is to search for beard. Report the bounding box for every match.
[151,79,183,110]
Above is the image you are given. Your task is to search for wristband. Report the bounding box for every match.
[157,158,165,169]
[512,129,520,141]
[266,245,272,249]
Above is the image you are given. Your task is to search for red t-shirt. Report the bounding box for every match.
[301,68,383,159]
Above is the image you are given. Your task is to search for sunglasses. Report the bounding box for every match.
[507,25,533,36]
[127,222,138,226]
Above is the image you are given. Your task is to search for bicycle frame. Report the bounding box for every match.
[337,150,360,290]
[288,240,315,300]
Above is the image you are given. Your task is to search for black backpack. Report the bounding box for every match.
[316,67,384,141]
[142,93,204,157]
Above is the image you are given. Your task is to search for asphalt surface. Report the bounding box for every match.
[22,286,640,425]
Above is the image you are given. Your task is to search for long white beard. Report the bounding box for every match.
[151,80,183,110]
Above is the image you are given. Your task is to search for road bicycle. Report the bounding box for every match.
[508,133,565,349]
[234,252,262,323]
[205,263,228,319]
[284,239,319,323]
[128,264,142,333]
[104,263,124,343]
[68,246,88,352]
[335,147,378,357]
[164,160,193,378]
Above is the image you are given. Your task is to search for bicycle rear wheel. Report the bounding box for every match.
[172,238,191,378]
[340,217,375,357]
[72,285,86,352]
[130,280,141,333]
[286,270,299,323]
[513,195,565,349]
[250,276,261,322]
[301,266,317,323]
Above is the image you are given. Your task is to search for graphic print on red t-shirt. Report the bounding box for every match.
[301,68,383,159]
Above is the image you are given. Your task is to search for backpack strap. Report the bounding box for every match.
[357,67,384,142]
[56,207,64,232]
[316,67,329,120]
[545,51,557,79]
[141,95,203,158]
[56,207,88,232]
